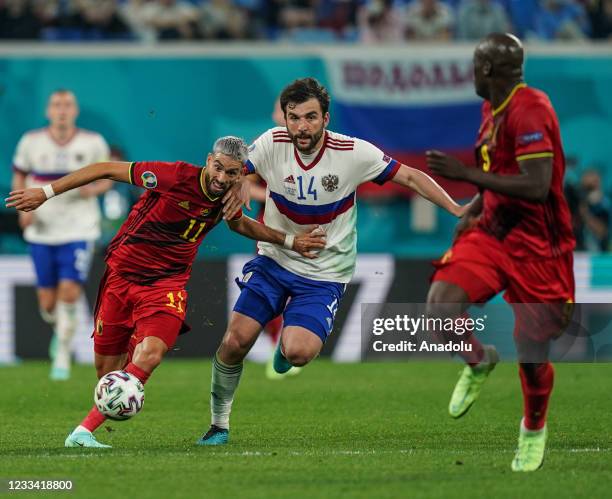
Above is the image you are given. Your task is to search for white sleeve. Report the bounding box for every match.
[94,135,111,162]
[12,134,31,174]
[245,129,274,181]
[354,138,401,186]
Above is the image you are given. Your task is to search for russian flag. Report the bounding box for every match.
[325,49,482,199]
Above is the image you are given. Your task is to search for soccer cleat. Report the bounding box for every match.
[50,366,70,381]
[266,355,303,380]
[511,420,547,472]
[65,430,111,448]
[196,425,229,446]
[48,333,58,361]
[272,341,292,374]
[448,345,499,418]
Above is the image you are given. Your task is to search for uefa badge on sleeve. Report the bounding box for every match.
[141,171,158,189]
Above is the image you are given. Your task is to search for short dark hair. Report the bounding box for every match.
[280,78,330,116]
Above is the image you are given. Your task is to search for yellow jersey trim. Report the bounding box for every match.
[516,152,554,161]
[128,162,135,185]
[199,168,219,202]
[492,83,527,117]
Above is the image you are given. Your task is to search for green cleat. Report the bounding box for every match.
[448,345,498,418]
[65,430,111,448]
[511,420,547,472]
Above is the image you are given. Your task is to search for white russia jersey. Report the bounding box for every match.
[246,127,400,283]
[12,128,110,244]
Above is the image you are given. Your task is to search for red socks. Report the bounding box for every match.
[519,362,555,431]
[80,363,151,433]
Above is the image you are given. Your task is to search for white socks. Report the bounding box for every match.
[53,301,78,371]
[210,354,243,429]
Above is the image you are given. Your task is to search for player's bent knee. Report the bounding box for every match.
[283,345,316,367]
[221,329,252,357]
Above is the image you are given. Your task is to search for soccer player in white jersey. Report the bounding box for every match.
[197,78,468,445]
[11,89,111,380]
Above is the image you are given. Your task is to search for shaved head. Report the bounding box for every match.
[473,33,524,100]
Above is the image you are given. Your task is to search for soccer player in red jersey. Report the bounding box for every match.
[5,136,325,448]
[425,33,575,472]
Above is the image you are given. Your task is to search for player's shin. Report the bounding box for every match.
[210,353,243,429]
[519,362,554,431]
[53,300,78,372]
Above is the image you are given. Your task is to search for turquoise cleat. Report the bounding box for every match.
[196,425,229,446]
[272,341,292,374]
[50,366,70,381]
[65,430,111,448]
[48,333,58,361]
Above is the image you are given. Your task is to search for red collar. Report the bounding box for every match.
[293,132,328,171]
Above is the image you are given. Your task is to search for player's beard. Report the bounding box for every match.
[205,171,227,196]
[289,126,325,154]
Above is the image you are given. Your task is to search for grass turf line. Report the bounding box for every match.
[0,360,611,499]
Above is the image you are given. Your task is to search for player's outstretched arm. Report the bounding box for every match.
[391,164,467,217]
[227,216,326,259]
[5,161,131,212]
[426,150,553,202]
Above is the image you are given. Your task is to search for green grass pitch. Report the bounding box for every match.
[1,360,611,499]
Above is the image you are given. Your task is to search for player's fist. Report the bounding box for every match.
[426,150,468,181]
[5,188,47,212]
[293,225,327,259]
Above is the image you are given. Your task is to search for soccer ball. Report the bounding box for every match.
[94,370,145,421]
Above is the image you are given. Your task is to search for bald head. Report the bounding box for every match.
[473,33,524,100]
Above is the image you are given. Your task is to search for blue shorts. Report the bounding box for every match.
[233,255,345,342]
[29,241,93,288]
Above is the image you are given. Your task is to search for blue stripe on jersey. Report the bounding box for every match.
[30,171,71,181]
[373,160,400,185]
[269,190,356,225]
[245,160,256,174]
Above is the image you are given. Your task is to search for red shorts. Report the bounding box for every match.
[93,267,188,356]
[432,229,575,341]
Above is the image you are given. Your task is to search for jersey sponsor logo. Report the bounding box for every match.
[178,200,190,210]
[141,171,158,189]
[321,174,339,192]
[518,131,544,145]
[284,175,295,184]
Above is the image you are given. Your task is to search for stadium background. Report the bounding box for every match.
[2,42,612,364]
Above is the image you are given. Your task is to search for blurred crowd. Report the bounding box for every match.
[0,0,611,42]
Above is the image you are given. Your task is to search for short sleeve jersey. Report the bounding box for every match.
[105,161,241,286]
[245,127,400,282]
[475,84,575,259]
[12,128,110,244]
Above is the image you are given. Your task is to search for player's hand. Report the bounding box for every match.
[5,188,47,212]
[18,210,34,229]
[293,225,327,259]
[222,177,252,220]
[426,150,468,180]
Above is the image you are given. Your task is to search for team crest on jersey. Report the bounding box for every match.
[141,171,158,189]
[321,174,339,192]
[201,208,211,216]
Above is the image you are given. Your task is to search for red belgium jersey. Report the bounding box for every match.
[105,161,241,286]
[475,84,575,260]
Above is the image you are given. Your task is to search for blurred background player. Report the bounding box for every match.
[6,136,325,448]
[426,33,575,472]
[11,89,111,381]
[198,77,468,445]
